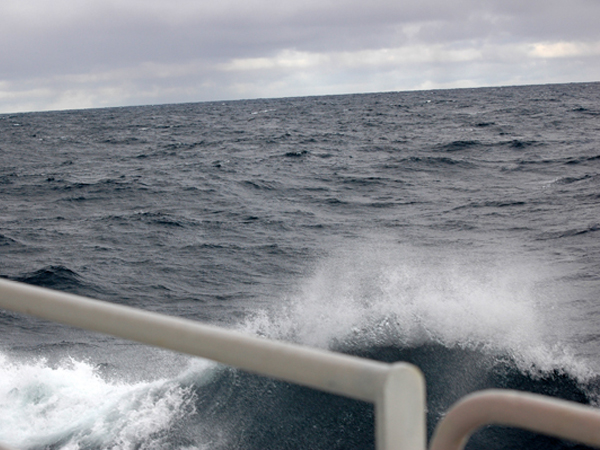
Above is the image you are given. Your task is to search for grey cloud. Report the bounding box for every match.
[4,0,599,72]
[1,0,598,113]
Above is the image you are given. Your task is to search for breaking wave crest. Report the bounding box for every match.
[0,354,209,450]
[2,244,598,450]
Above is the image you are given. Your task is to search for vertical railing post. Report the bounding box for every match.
[376,363,427,450]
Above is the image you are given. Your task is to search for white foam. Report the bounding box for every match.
[241,240,594,380]
[0,353,206,449]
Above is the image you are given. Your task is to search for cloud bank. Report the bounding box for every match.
[1,0,599,113]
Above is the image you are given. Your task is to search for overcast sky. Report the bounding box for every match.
[1,0,599,113]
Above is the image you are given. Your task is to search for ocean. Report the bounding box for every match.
[1,81,599,450]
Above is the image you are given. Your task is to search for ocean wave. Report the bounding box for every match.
[240,179,281,191]
[13,265,86,292]
[102,210,198,229]
[550,174,597,185]
[538,224,600,240]
[9,265,109,301]
[0,172,19,185]
[433,140,482,152]
[401,156,476,170]
[572,106,600,116]
[564,154,600,165]
[228,243,599,449]
[239,242,593,377]
[283,149,309,158]
[1,244,598,450]
[505,139,543,150]
[452,200,527,210]
[0,234,20,247]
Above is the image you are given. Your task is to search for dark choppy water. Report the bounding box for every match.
[1,82,600,449]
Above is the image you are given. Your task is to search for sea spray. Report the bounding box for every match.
[0,352,201,449]
[242,243,574,363]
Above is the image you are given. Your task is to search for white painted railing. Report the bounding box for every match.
[1,277,600,450]
[430,389,600,450]
[0,278,425,450]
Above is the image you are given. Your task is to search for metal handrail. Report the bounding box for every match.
[0,278,425,450]
[430,389,600,450]
[2,277,600,450]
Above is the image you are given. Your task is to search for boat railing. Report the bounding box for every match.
[1,277,600,450]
